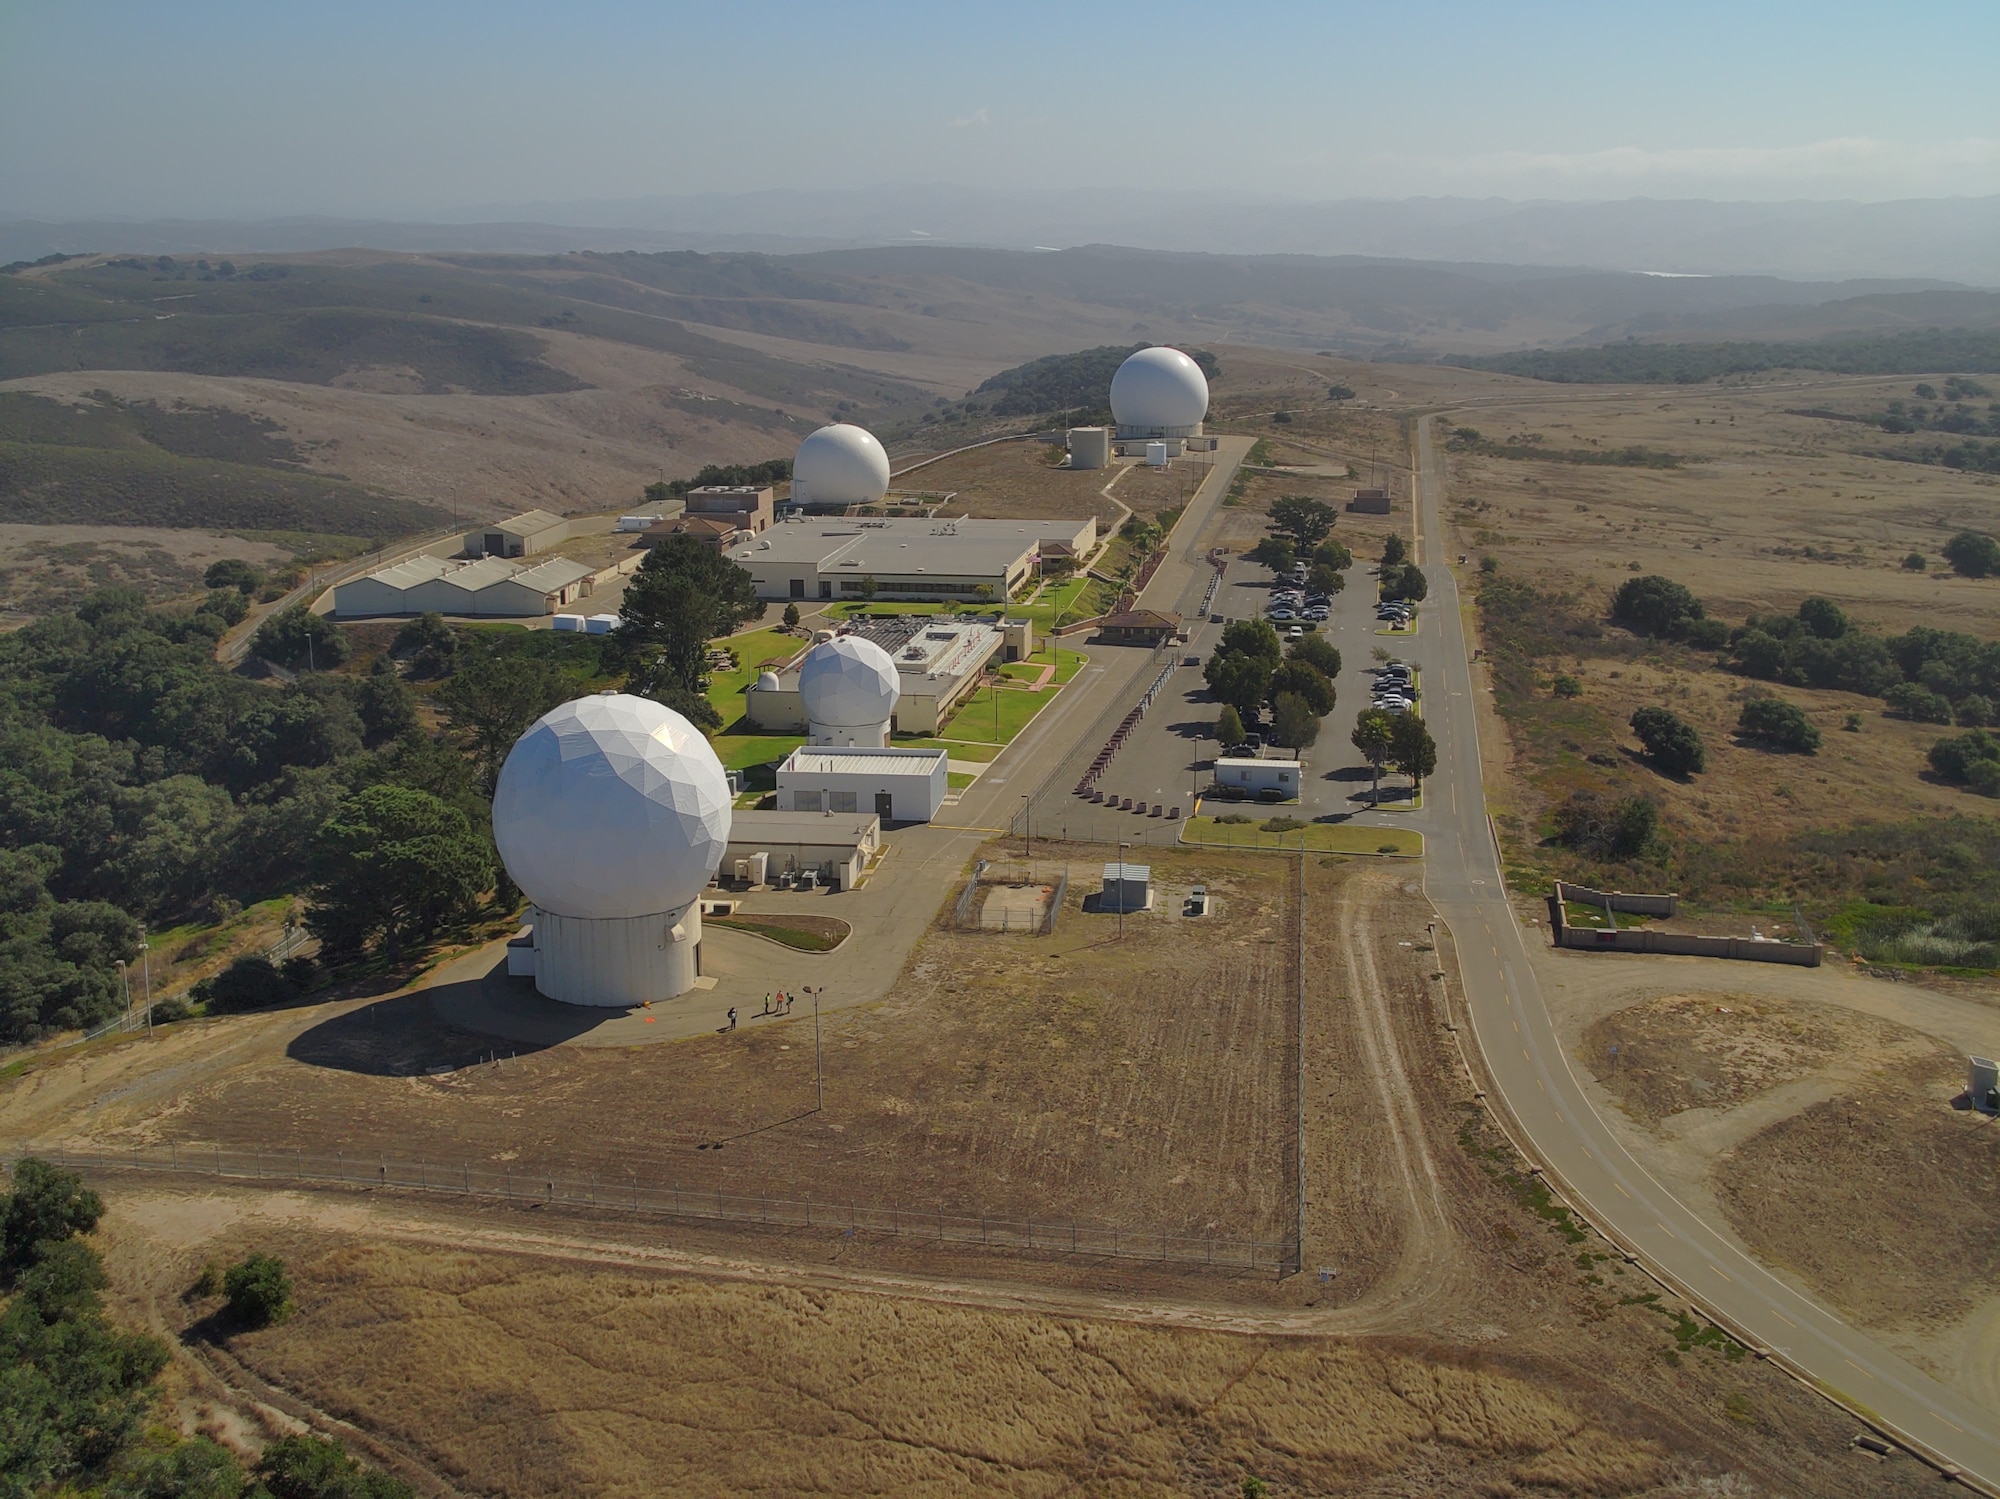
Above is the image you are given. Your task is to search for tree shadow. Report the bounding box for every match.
[1323,765,1375,782]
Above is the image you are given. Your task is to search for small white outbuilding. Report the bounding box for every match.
[1212,757,1302,801]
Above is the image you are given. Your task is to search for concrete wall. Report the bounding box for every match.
[1549,888,1820,967]
[1556,882,1679,917]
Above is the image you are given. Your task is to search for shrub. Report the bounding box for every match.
[1551,673,1582,699]
[1738,695,1820,753]
[1956,694,1994,728]
[224,1252,293,1327]
[1552,792,1658,860]
[1630,706,1706,776]
[1262,817,1307,833]
[1904,552,1927,571]
[1843,712,1863,732]
[204,558,264,594]
[150,995,192,1024]
[251,605,349,671]
[1610,575,1705,639]
[1928,729,2000,794]
[1685,616,1731,650]
[1479,555,1499,574]
[1214,813,1253,825]
[1884,681,1954,723]
[1943,530,2000,578]
[254,1433,414,1499]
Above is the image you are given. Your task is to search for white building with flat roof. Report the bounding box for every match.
[723,809,881,892]
[774,746,948,824]
[727,515,1096,604]
[1211,757,1302,801]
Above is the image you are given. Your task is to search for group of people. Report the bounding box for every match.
[762,990,799,1016]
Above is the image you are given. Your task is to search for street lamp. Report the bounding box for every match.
[806,985,823,1111]
[1022,793,1032,862]
[1117,840,1128,942]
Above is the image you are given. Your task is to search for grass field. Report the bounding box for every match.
[936,676,1063,745]
[1182,815,1423,856]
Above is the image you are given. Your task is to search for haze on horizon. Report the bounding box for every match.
[3,0,1997,225]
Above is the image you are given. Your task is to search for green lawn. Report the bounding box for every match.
[1181,817,1424,856]
[999,646,1087,684]
[895,737,1000,762]
[937,678,1064,745]
[1563,901,1649,930]
[713,730,805,774]
[825,584,1102,633]
[947,772,977,789]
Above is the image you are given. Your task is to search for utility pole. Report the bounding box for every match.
[811,986,823,1111]
[1117,841,1128,942]
[1022,794,1032,861]
[139,928,151,1036]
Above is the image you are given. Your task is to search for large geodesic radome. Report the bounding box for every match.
[798,636,901,728]
[792,423,891,507]
[1110,346,1209,435]
[492,694,731,921]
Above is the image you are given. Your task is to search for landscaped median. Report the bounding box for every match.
[1180,814,1423,857]
[706,914,851,952]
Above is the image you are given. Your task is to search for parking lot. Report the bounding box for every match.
[1045,550,1427,848]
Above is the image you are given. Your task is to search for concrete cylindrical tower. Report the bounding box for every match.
[797,635,900,747]
[492,693,731,1006]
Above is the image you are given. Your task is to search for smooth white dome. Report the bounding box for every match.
[492,694,731,921]
[798,636,900,727]
[1110,346,1209,432]
[755,671,781,691]
[793,423,890,506]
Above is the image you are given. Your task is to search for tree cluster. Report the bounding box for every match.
[0,587,614,1039]
[1929,730,2000,797]
[643,458,791,503]
[1202,621,1339,750]
[1,1158,409,1497]
[967,344,1220,420]
[1349,710,1435,800]
[1944,530,2000,577]
[615,536,764,732]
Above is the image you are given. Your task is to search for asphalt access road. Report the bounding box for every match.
[1408,414,2000,1489]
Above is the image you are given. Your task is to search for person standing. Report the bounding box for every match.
[727,1007,738,1032]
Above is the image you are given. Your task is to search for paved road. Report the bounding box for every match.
[1409,415,2000,1490]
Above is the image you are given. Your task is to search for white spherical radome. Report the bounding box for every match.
[798,636,900,728]
[792,423,891,506]
[492,694,731,921]
[755,671,781,691]
[1109,346,1209,432]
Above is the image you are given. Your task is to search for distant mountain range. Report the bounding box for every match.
[5,191,1998,285]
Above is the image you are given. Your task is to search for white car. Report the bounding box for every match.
[1373,699,1411,714]
[1269,608,1296,622]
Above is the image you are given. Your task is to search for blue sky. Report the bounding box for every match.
[3,0,1996,217]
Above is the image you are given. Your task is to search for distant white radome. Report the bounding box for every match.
[491,694,730,921]
[798,635,901,729]
[1110,346,1209,436]
[792,422,891,507]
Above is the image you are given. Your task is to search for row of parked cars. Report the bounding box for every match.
[1369,661,1417,715]
[1268,587,1332,624]
[1376,600,1414,627]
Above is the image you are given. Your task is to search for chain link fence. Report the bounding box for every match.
[23,1144,1296,1275]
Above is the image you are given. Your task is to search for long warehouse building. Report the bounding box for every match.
[333,555,597,618]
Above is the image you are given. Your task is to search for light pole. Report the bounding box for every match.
[1022,794,1032,862]
[139,927,151,1036]
[1117,841,1128,942]
[1193,734,1202,807]
[116,960,129,1017]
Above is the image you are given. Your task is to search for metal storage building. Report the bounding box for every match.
[1100,862,1151,913]
[333,555,596,618]
[466,509,570,558]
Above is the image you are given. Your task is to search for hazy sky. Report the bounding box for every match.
[4,0,1997,219]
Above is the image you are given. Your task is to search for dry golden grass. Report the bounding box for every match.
[230,1239,1662,1498]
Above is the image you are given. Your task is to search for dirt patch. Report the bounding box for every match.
[1581,991,1920,1127]
[1714,1054,2000,1335]
[209,1236,1667,1499]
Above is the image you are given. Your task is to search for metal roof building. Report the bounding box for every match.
[333,554,596,618]
[466,509,570,558]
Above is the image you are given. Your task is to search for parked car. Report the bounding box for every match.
[1287,625,1305,639]
[1269,608,1296,622]
[1306,607,1330,621]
